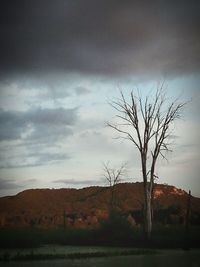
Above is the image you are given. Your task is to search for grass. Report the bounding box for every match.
[0,224,200,250]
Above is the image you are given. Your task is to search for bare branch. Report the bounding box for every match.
[102,161,127,187]
[107,122,141,151]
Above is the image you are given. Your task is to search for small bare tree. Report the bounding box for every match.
[107,86,185,239]
[103,162,127,210]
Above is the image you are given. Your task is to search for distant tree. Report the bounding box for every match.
[103,161,127,210]
[107,86,186,239]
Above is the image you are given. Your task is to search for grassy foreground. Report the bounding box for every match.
[0,213,200,251]
[0,225,200,250]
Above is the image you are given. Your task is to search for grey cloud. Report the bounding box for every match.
[0,151,70,169]
[75,87,91,96]
[0,107,78,142]
[0,0,199,78]
[18,77,72,99]
[31,152,70,166]
[0,107,77,168]
[27,124,73,145]
[26,77,72,100]
[0,178,22,190]
[0,178,37,195]
[28,108,77,126]
[79,130,101,139]
[0,110,26,141]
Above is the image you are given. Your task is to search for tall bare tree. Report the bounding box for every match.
[107,86,185,239]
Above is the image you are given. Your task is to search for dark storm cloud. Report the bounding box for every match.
[0,0,199,77]
[0,107,78,142]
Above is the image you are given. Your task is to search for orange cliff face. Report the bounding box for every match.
[153,185,186,199]
[0,183,199,228]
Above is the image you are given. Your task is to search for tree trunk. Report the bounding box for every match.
[142,154,152,240]
[184,190,191,250]
[144,186,152,240]
[185,190,191,233]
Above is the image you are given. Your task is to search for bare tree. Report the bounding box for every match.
[103,161,127,210]
[107,86,185,239]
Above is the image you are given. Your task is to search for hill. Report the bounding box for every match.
[0,183,200,228]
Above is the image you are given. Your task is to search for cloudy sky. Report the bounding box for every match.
[0,0,200,197]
